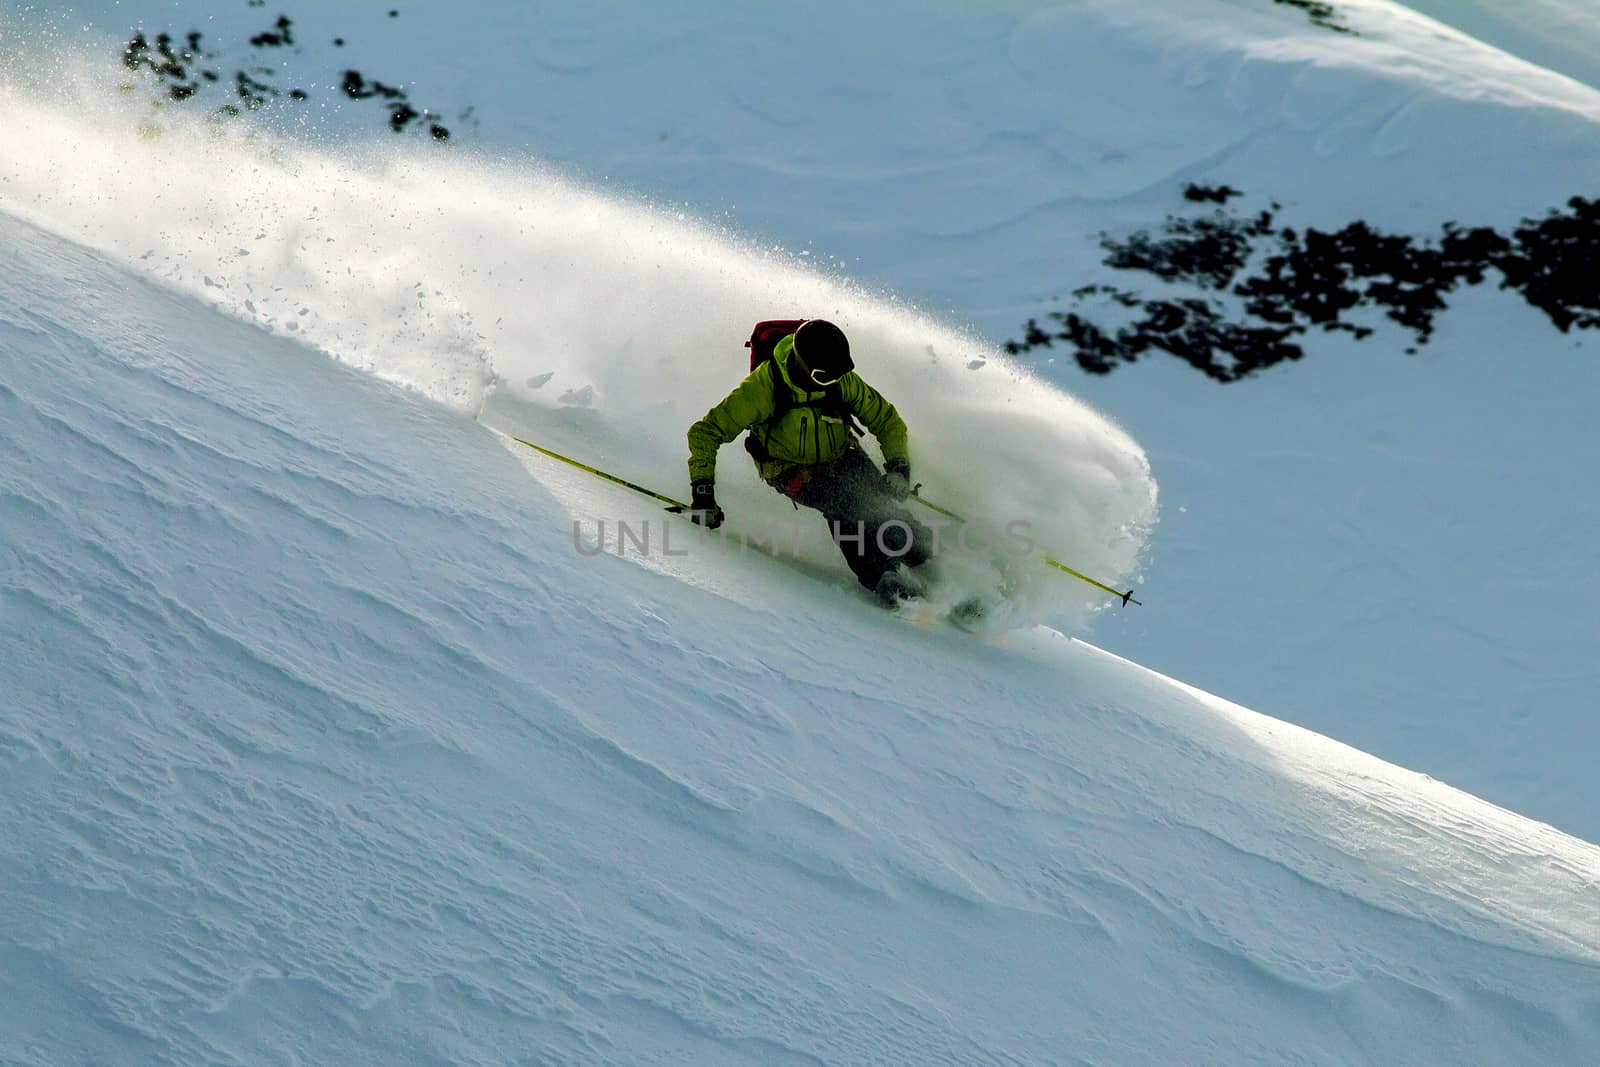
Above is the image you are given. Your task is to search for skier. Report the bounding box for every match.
[686,319,934,605]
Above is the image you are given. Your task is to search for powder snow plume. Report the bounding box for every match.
[0,55,1156,628]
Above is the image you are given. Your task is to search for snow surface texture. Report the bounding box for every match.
[1390,0,1600,92]
[10,0,1600,843]
[5,0,1600,1062]
[5,209,1600,1065]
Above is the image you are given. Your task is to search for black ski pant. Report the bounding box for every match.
[771,447,933,589]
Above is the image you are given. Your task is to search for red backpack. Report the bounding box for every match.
[745,319,808,372]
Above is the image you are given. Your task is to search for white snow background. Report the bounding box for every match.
[3,0,1600,1063]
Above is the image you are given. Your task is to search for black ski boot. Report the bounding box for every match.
[873,564,927,608]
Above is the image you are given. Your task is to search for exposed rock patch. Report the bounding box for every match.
[1007,185,1600,382]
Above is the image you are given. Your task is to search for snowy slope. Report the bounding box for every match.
[6,1,1600,1062]
[6,208,1600,1066]
[1390,0,1600,92]
[8,0,1600,842]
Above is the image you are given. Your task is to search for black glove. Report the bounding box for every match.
[884,458,912,501]
[689,480,724,529]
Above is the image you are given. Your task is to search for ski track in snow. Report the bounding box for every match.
[4,212,1600,1065]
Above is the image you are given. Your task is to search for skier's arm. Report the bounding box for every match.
[687,364,778,484]
[842,374,909,467]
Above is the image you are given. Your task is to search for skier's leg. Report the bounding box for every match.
[789,454,888,588]
[796,450,933,592]
[828,449,937,574]
[866,507,934,570]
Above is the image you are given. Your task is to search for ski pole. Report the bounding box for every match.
[509,434,1141,606]
[509,436,690,510]
[909,491,1142,607]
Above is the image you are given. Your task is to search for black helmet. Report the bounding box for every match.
[792,319,853,385]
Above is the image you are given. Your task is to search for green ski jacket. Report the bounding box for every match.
[687,334,909,484]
